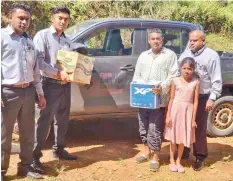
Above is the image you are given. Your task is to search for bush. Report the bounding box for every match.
[1,1,233,36]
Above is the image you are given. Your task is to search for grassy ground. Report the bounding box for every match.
[206,33,233,52]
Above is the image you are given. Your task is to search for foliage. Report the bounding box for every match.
[1,0,233,49]
[206,33,233,51]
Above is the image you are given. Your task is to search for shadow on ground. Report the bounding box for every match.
[160,142,233,168]
[8,117,233,180]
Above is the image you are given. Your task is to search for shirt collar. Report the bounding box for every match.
[147,47,166,55]
[49,25,66,38]
[6,25,29,38]
[190,46,206,56]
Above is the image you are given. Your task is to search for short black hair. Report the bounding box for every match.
[180,57,196,70]
[9,3,31,14]
[51,7,70,16]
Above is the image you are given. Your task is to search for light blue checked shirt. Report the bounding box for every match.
[1,25,43,94]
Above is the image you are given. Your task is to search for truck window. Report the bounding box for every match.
[146,28,189,54]
[84,28,135,57]
[85,30,107,49]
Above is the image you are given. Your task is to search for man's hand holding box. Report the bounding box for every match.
[56,50,95,84]
[130,81,161,109]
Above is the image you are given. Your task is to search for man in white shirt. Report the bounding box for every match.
[133,29,178,171]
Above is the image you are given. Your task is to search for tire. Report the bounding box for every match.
[207,96,233,137]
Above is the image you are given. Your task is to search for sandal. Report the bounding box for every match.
[177,165,185,173]
[136,155,148,163]
[169,164,178,172]
[149,162,160,172]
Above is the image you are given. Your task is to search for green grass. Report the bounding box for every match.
[206,33,233,52]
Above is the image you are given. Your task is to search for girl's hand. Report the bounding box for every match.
[192,121,197,128]
[165,117,172,127]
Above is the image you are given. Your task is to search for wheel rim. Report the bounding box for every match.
[212,102,233,130]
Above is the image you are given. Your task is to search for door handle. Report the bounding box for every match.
[120,65,135,72]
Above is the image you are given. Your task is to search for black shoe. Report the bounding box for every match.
[17,166,42,179]
[32,159,46,174]
[193,159,205,171]
[1,173,5,181]
[53,149,77,160]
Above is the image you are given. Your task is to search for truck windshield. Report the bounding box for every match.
[65,20,100,38]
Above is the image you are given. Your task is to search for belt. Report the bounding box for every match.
[199,94,209,98]
[42,77,68,85]
[2,82,33,88]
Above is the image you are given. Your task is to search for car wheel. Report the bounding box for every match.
[207,96,233,137]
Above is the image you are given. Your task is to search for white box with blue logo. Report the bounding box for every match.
[130,81,161,109]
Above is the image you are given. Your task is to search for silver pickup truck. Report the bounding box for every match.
[42,18,233,137]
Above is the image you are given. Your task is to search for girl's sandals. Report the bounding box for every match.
[177,165,185,173]
[169,163,178,172]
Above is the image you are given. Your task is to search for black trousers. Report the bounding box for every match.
[33,81,71,159]
[138,108,165,151]
[183,94,209,160]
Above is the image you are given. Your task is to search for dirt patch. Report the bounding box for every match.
[6,136,233,181]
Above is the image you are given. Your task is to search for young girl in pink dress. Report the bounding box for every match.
[164,57,200,173]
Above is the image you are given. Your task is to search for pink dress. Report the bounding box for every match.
[164,77,198,147]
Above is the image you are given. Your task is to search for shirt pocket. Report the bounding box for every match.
[139,62,150,75]
[153,61,168,72]
[196,63,208,80]
[60,38,71,51]
[154,55,169,72]
[26,48,35,67]
[61,44,70,51]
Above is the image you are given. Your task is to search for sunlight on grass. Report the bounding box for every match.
[206,33,233,51]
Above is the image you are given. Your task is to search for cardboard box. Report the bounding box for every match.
[130,81,161,109]
[56,50,95,84]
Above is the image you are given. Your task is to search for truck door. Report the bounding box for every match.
[71,22,144,115]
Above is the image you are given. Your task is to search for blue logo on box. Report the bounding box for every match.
[130,82,161,109]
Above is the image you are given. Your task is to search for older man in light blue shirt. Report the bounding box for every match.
[178,30,222,171]
[1,3,45,180]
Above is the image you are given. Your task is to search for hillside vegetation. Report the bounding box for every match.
[1,1,233,51]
